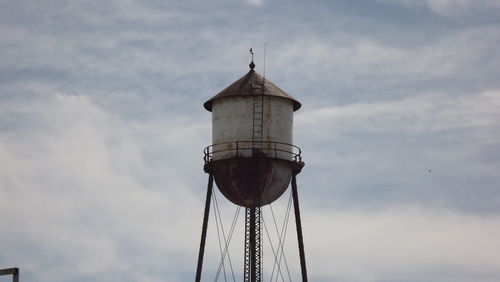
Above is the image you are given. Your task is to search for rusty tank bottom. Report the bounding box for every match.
[205,157,303,208]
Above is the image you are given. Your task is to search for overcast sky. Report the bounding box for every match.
[1,0,500,281]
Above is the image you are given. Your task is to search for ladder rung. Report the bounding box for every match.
[253,95,264,147]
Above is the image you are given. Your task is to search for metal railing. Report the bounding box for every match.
[204,141,302,164]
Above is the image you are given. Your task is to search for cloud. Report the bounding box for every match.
[246,0,264,6]
[269,25,500,102]
[297,90,500,135]
[379,0,500,16]
[303,207,500,281]
[294,90,500,212]
[0,93,208,281]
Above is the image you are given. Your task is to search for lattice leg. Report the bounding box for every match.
[244,207,262,282]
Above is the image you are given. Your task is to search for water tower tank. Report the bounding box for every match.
[204,64,303,208]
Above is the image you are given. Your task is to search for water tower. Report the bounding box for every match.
[196,52,308,282]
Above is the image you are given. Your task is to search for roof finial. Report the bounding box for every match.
[249,48,255,70]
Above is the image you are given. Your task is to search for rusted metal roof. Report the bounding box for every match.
[204,70,302,112]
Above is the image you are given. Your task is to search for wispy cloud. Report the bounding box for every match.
[246,0,265,6]
[379,0,500,16]
[305,207,500,281]
[295,90,500,212]
[297,90,500,134]
[0,93,208,281]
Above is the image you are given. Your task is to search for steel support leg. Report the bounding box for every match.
[250,208,256,282]
[244,208,251,282]
[254,207,262,281]
[244,207,261,282]
[292,175,308,282]
[195,173,214,282]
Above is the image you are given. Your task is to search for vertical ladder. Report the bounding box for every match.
[252,84,264,153]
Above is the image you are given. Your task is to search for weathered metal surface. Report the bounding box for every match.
[0,268,19,282]
[0,268,18,275]
[204,70,301,112]
[211,96,293,160]
[209,157,298,207]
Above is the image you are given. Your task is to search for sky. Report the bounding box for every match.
[1,0,500,281]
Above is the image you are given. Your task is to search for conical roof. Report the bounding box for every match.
[203,70,301,112]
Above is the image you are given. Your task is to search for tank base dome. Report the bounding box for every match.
[206,157,303,208]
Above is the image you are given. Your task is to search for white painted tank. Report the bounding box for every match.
[211,96,293,160]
